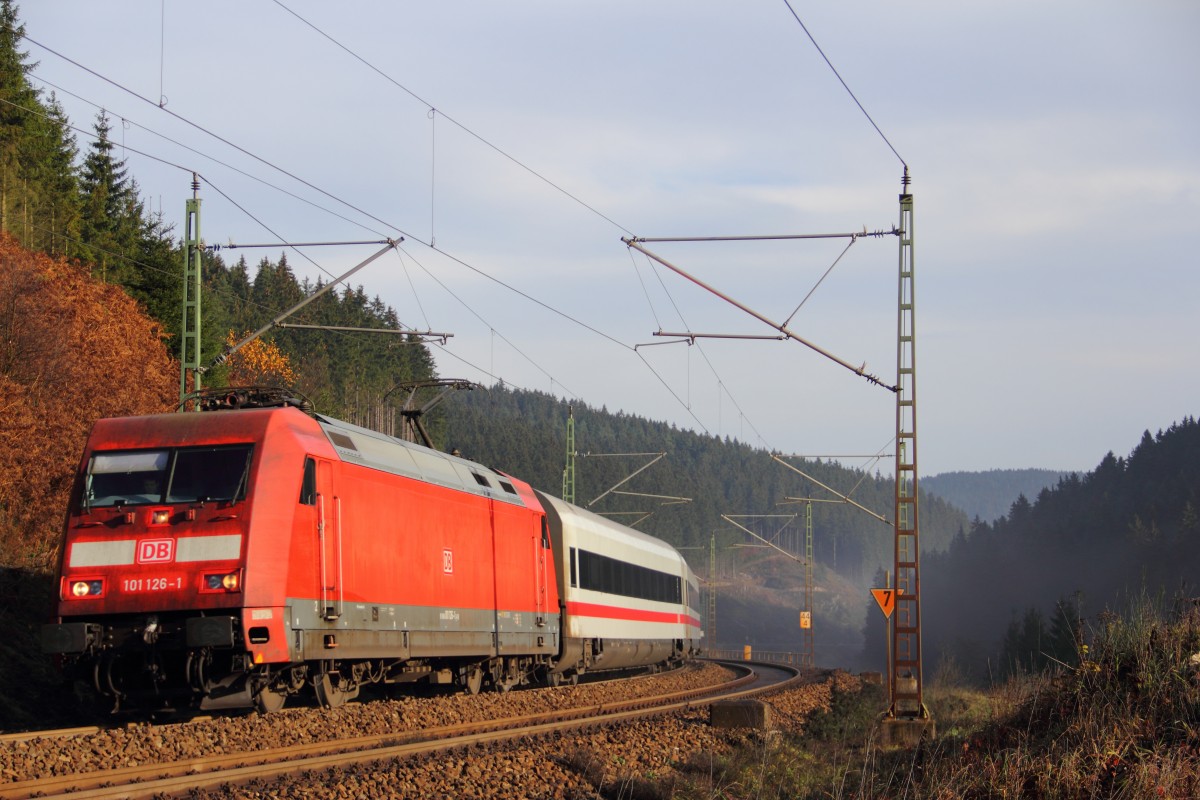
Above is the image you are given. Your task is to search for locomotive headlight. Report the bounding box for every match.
[203,571,241,592]
[69,579,103,598]
[150,509,171,525]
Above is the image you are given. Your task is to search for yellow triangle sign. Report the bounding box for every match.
[871,588,896,619]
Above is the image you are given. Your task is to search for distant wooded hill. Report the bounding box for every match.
[862,417,1200,681]
[922,469,1071,523]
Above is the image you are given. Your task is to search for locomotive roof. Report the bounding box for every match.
[314,414,528,507]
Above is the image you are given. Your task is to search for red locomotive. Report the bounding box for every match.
[42,393,702,712]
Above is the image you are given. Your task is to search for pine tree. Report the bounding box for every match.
[0,0,35,237]
[0,1,80,253]
[78,110,143,281]
[28,93,80,255]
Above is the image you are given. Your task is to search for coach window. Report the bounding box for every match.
[300,457,317,505]
[569,547,577,588]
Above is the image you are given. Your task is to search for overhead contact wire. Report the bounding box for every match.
[24,35,419,244]
[400,245,579,400]
[31,74,396,240]
[270,0,635,238]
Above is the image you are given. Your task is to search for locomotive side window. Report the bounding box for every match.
[85,445,253,509]
[569,547,577,587]
[300,457,317,505]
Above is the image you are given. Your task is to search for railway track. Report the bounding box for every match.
[0,726,104,745]
[2,660,800,800]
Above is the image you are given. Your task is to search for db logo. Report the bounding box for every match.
[442,548,454,574]
[137,539,175,564]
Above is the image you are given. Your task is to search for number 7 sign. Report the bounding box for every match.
[871,588,896,619]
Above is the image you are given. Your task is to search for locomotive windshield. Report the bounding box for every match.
[85,444,254,509]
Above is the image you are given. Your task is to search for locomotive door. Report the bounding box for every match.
[313,458,342,620]
[534,516,550,626]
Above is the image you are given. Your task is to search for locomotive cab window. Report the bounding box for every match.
[85,444,253,510]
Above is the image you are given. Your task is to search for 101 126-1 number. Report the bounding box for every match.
[122,575,183,592]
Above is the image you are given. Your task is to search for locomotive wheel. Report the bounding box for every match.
[464,667,484,695]
[254,686,286,714]
[314,672,359,708]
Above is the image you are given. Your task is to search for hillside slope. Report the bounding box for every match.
[922,468,1070,522]
[907,418,1200,680]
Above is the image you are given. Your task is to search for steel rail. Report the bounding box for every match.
[3,663,797,800]
[0,725,104,744]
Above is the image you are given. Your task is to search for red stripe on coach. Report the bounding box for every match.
[567,601,698,627]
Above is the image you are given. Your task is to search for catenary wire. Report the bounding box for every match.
[200,173,402,297]
[780,0,906,168]
[23,35,420,243]
[633,248,767,447]
[396,250,433,331]
[32,75,393,240]
[398,245,580,400]
[25,63,594,400]
[627,246,664,331]
[269,0,636,238]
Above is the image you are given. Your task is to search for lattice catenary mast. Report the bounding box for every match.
[180,175,203,408]
[887,168,932,734]
[562,405,576,503]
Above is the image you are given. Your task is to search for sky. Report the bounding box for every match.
[18,1,1200,477]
